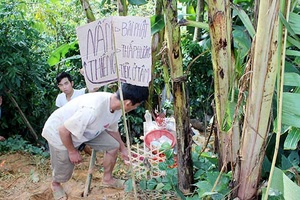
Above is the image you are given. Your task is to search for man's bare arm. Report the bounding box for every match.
[58,125,82,164]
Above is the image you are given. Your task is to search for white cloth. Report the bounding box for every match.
[42,92,122,150]
[55,88,86,107]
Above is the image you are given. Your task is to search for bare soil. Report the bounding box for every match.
[0,130,210,200]
[0,151,130,200]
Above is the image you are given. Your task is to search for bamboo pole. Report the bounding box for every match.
[83,149,96,197]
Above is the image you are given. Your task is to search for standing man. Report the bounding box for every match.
[42,83,149,200]
[55,71,93,154]
[55,71,87,108]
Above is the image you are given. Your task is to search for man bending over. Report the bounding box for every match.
[42,83,149,200]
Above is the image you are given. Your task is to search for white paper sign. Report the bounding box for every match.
[76,16,152,90]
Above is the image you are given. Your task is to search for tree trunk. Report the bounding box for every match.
[207,0,235,170]
[234,1,280,199]
[163,0,193,194]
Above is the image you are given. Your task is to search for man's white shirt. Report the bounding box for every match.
[55,88,86,107]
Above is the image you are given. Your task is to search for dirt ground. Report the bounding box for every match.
[0,151,132,200]
[0,129,210,200]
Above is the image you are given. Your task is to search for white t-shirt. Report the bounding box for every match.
[42,92,122,150]
[55,88,86,107]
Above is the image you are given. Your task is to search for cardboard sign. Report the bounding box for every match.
[76,16,152,90]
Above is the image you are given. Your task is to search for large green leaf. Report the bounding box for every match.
[289,12,300,35]
[232,4,255,38]
[286,49,300,57]
[284,72,300,86]
[262,167,300,200]
[47,41,78,66]
[222,101,236,132]
[186,5,196,21]
[150,14,165,35]
[282,92,300,127]
[233,26,251,59]
[287,36,300,49]
[284,127,300,150]
[279,12,298,38]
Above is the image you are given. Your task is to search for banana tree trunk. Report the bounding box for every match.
[207,0,235,169]
[79,0,96,22]
[234,1,280,199]
[117,0,128,16]
[163,0,193,194]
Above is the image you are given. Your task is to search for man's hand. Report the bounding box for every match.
[58,125,82,164]
[68,150,82,164]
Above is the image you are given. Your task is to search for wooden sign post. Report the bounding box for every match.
[76,16,152,198]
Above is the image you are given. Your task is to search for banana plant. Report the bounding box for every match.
[207,0,300,198]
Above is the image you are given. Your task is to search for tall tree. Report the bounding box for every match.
[234,0,282,198]
[163,0,194,194]
[207,0,236,170]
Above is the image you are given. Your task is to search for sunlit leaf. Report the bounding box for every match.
[284,127,300,150]
[279,12,300,42]
[262,167,300,200]
[284,72,300,86]
[150,14,165,35]
[286,50,300,57]
[282,92,300,127]
[289,12,300,35]
[47,41,78,66]
[287,36,300,49]
[186,5,196,21]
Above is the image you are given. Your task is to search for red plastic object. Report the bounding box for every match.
[144,129,176,149]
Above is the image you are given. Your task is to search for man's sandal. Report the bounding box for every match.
[52,187,67,200]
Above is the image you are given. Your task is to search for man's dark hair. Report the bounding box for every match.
[56,72,72,85]
[116,83,149,105]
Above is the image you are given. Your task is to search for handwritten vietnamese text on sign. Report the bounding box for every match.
[76,16,152,90]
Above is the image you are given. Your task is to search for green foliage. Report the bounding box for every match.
[150,14,165,35]
[284,127,300,150]
[0,135,49,157]
[125,143,184,198]
[0,2,56,141]
[189,146,231,199]
[263,133,300,184]
[119,105,146,144]
[125,143,231,199]
[181,34,214,121]
[261,167,300,200]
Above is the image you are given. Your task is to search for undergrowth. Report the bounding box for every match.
[0,135,49,157]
